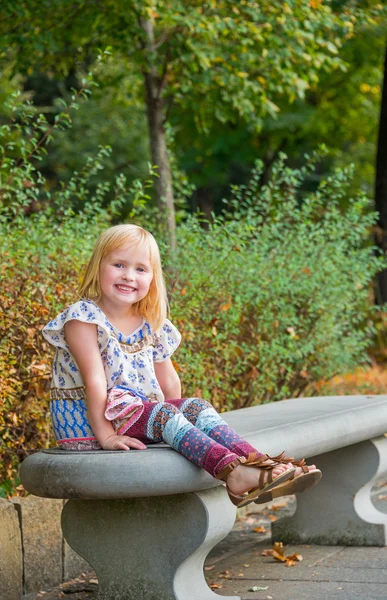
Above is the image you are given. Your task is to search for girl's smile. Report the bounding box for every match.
[115,283,138,294]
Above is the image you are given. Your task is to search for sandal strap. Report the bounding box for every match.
[216,456,247,481]
[267,451,287,462]
[246,451,310,476]
[259,470,266,488]
[266,453,308,470]
[245,453,283,471]
[246,451,308,470]
[281,456,308,470]
[246,451,288,468]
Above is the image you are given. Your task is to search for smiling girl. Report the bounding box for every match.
[43,224,321,507]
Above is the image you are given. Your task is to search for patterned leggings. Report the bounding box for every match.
[126,398,261,479]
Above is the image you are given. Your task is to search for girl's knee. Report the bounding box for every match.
[181,398,214,424]
[162,402,181,417]
[149,402,182,442]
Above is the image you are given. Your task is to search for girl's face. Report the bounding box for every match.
[99,243,153,311]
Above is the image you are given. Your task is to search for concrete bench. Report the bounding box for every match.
[20,395,387,600]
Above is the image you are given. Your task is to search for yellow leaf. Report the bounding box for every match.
[285,559,297,567]
[253,526,268,533]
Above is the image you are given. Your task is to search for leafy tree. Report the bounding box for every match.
[175,7,387,213]
[1,0,359,247]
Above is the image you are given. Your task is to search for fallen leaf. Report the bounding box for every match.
[268,515,278,522]
[272,550,287,562]
[210,583,222,590]
[378,494,387,500]
[89,578,98,584]
[271,502,287,510]
[287,553,303,562]
[262,542,303,567]
[248,586,269,592]
[253,526,268,533]
[285,559,297,567]
[204,565,215,571]
[243,564,250,567]
[273,542,284,551]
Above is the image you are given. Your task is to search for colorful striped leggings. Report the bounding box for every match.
[126,398,260,479]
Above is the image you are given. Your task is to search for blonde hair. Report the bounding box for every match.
[79,224,168,332]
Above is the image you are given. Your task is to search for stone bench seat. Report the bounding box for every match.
[20,395,387,600]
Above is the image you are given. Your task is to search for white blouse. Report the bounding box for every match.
[42,299,181,403]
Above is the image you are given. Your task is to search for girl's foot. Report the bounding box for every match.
[221,458,296,508]
[253,461,322,505]
[226,461,294,498]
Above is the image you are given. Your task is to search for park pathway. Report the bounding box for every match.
[32,489,387,600]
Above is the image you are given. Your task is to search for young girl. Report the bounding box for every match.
[43,224,321,508]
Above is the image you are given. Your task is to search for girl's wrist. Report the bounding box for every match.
[101,433,117,449]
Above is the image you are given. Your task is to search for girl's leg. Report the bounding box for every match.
[126,401,297,507]
[127,401,241,478]
[172,399,318,484]
[169,398,261,460]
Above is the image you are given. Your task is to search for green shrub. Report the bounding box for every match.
[166,154,384,410]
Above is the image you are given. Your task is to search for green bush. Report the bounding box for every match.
[166,155,384,410]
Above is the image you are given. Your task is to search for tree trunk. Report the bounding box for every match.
[195,187,214,224]
[141,19,176,250]
[375,42,387,303]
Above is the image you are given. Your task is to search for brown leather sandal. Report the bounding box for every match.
[250,452,322,505]
[216,455,296,509]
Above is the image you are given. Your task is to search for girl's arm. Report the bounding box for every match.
[154,358,181,401]
[64,320,146,451]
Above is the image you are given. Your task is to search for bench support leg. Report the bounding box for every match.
[61,486,239,600]
[272,436,387,546]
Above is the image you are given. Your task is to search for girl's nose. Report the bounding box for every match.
[122,268,135,281]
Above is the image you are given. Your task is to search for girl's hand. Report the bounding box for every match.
[102,434,147,451]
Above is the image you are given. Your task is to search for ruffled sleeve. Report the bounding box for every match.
[152,319,181,363]
[42,300,112,352]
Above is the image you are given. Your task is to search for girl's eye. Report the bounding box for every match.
[137,267,145,273]
[114,263,124,269]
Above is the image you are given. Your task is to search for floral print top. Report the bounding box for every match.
[42,299,181,403]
